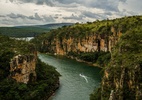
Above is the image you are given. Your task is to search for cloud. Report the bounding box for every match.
[7,13,26,19]
[8,0,55,6]
[63,14,84,20]
[42,15,55,22]
[119,0,127,3]
[57,0,119,12]
[0,12,55,26]
[7,0,120,12]
[82,11,101,19]
[7,13,43,21]
[0,15,6,17]
[0,0,142,26]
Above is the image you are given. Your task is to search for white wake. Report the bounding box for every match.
[79,74,88,83]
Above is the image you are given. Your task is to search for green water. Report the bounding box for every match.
[38,53,101,100]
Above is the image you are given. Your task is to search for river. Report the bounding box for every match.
[38,53,101,100]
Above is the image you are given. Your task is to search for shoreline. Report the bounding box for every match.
[38,52,102,100]
[67,56,103,68]
[43,52,103,69]
[45,80,60,100]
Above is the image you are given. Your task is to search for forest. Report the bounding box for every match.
[0,15,142,100]
[31,15,142,68]
[31,15,142,100]
[0,23,73,37]
[0,35,60,100]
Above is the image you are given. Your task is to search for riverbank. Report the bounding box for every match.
[44,51,104,70]
[44,80,60,100]
[67,56,103,68]
[44,52,103,68]
[38,53,101,100]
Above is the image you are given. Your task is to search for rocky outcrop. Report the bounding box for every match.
[100,30,142,100]
[41,26,122,55]
[102,65,142,100]
[10,54,36,84]
[35,16,142,100]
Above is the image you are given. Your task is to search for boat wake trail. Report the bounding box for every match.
[79,74,88,83]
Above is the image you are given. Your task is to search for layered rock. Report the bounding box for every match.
[100,31,142,100]
[41,26,122,55]
[102,64,142,100]
[10,54,36,84]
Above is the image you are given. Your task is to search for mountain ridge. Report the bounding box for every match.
[0,23,74,37]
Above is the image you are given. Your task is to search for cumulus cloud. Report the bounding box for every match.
[82,11,108,19]
[0,12,55,26]
[7,13,26,19]
[7,0,120,11]
[63,14,84,20]
[0,0,142,26]
[119,0,127,3]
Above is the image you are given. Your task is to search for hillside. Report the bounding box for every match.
[0,34,60,100]
[32,15,142,67]
[0,23,73,37]
[31,15,142,100]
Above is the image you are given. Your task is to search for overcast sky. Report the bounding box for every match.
[0,0,142,26]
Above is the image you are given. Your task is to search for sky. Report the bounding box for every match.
[0,0,142,26]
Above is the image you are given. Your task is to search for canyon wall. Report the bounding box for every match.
[41,26,122,55]
[102,66,142,100]
[10,54,36,84]
[35,16,142,100]
[101,31,142,100]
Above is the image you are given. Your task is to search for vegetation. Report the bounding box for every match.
[0,58,60,100]
[31,15,142,67]
[90,87,101,100]
[30,15,142,100]
[0,23,73,37]
[67,51,111,67]
[1,15,142,100]
[0,34,60,100]
[0,27,49,37]
[33,15,142,42]
[90,23,142,100]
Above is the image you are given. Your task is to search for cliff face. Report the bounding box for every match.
[41,26,122,55]
[10,54,36,84]
[102,66,142,100]
[32,16,142,100]
[100,31,142,100]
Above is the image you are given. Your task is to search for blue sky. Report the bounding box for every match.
[0,0,142,26]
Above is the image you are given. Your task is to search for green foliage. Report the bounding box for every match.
[0,34,60,100]
[31,15,142,99]
[67,51,111,67]
[36,58,61,81]
[0,27,50,37]
[0,23,73,38]
[32,15,142,55]
[0,50,15,80]
[96,52,111,66]
[0,58,60,100]
[90,87,101,100]
[111,27,142,68]
[92,25,142,100]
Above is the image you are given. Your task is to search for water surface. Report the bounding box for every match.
[38,54,101,100]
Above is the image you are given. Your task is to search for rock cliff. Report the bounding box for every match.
[41,26,122,55]
[100,30,142,100]
[32,15,142,100]
[10,54,36,84]
[0,34,61,100]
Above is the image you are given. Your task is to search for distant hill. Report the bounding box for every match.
[0,23,74,37]
[16,23,73,29]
